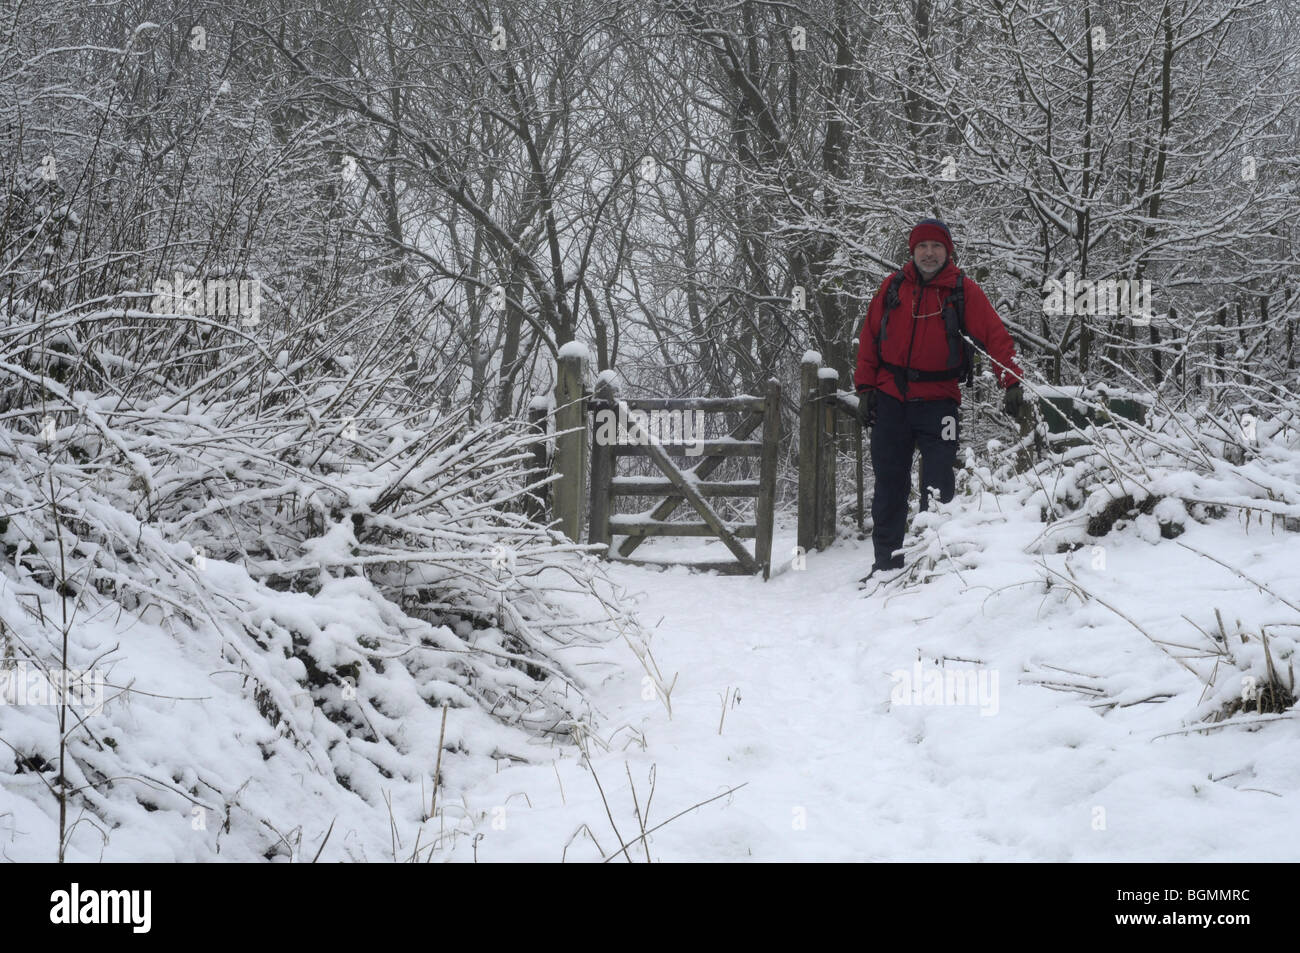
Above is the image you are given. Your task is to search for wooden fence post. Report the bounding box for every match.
[755,377,781,579]
[553,347,588,542]
[854,414,864,533]
[852,331,863,533]
[797,352,820,554]
[525,396,550,521]
[588,374,616,552]
[816,367,838,550]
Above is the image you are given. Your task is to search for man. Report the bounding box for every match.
[854,218,1024,579]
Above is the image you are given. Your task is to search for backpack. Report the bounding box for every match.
[876,268,979,396]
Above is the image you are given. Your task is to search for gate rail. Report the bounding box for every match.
[538,347,781,578]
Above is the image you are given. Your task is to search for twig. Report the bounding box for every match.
[1176,541,1300,614]
[552,760,566,805]
[1152,713,1296,739]
[1038,563,1203,678]
[585,756,632,863]
[600,782,748,863]
[311,817,336,863]
[561,823,605,862]
[625,762,651,863]
[430,701,449,820]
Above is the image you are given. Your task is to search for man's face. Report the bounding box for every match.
[913,240,947,278]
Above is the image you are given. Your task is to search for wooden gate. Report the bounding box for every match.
[542,349,782,578]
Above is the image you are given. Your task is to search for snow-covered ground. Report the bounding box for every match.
[6,427,1298,863]
[457,507,1300,862]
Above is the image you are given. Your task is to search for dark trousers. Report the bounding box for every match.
[869,393,959,569]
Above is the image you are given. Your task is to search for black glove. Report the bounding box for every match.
[856,388,878,428]
[1003,383,1024,418]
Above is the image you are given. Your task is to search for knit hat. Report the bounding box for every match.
[909,218,955,259]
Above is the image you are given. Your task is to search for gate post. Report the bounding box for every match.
[553,346,588,542]
[797,352,820,553]
[816,367,838,550]
[852,338,865,533]
[588,373,616,552]
[525,396,550,521]
[755,377,781,579]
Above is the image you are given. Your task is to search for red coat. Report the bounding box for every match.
[854,260,1022,403]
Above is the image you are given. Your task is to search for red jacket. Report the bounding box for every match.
[854,260,1022,403]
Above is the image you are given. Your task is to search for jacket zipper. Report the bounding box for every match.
[900,273,926,398]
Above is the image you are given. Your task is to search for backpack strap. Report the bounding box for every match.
[942,274,973,386]
[876,269,907,370]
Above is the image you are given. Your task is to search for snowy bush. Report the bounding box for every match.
[0,16,660,859]
[885,378,1300,730]
[0,307,664,859]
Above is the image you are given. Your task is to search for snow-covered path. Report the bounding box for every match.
[459,507,1300,862]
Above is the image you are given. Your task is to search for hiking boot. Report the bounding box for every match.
[858,563,904,588]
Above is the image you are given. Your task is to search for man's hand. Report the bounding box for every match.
[856,388,878,428]
[1002,383,1024,419]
